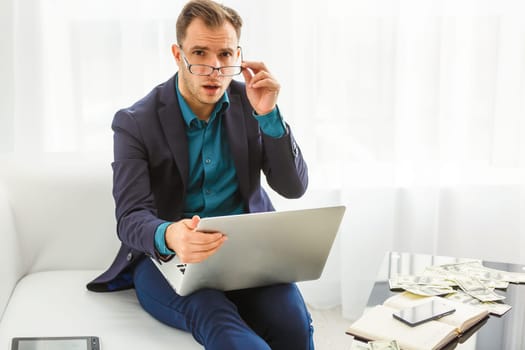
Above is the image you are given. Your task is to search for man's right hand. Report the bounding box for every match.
[165,215,227,263]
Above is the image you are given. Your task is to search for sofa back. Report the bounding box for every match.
[0,154,120,275]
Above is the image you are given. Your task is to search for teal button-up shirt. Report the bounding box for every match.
[155,76,286,255]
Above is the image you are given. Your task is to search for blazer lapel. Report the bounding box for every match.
[224,93,250,199]
[157,76,189,190]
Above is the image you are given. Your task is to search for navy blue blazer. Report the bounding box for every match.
[87,75,308,292]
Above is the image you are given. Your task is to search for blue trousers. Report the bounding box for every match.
[133,257,314,350]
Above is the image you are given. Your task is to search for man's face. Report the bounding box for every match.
[173,18,240,118]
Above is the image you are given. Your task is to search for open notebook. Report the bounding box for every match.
[152,205,346,296]
[346,292,489,350]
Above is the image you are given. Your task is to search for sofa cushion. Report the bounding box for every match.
[0,270,202,349]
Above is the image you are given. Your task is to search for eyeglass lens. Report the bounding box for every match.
[189,65,242,76]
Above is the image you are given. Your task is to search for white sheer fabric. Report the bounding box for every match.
[4,0,525,319]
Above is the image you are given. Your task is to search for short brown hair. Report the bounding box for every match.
[176,0,243,45]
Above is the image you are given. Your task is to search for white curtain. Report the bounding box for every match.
[4,0,525,320]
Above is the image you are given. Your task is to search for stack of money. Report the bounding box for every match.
[445,290,511,316]
[388,260,524,313]
[453,275,506,302]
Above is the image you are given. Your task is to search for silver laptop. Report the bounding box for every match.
[151,205,346,296]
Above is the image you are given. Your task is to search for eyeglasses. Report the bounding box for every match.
[179,47,243,77]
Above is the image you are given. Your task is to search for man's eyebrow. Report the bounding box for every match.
[189,45,210,51]
[189,45,235,53]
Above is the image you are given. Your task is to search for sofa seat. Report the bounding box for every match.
[0,270,201,349]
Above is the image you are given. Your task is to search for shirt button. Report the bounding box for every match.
[126,252,133,261]
[205,158,211,164]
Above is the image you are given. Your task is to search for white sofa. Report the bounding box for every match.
[0,155,202,349]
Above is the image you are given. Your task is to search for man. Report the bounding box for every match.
[87,0,311,349]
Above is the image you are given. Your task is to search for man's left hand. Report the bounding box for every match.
[241,61,280,115]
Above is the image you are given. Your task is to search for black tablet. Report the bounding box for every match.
[11,336,99,350]
[393,300,456,327]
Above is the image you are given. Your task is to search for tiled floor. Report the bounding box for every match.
[308,304,356,349]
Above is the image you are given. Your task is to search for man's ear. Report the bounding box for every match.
[171,44,181,62]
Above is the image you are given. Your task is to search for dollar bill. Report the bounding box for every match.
[350,341,371,350]
[455,262,517,286]
[404,284,455,296]
[369,340,400,350]
[389,275,453,289]
[454,276,506,302]
[481,279,509,289]
[470,265,525,284]
[431,261,525,284]
[437,261,481,274]
[505,272,525,284]
[422,265,454,279]
[445,290,512,316]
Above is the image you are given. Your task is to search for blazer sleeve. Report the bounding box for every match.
[111,109,164,259]
[260,121,308,199]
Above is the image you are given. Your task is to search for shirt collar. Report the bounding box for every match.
[175,73,230,128]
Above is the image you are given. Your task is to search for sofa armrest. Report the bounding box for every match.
[0,181,23,321]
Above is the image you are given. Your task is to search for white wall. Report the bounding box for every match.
[0,0,14,152]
